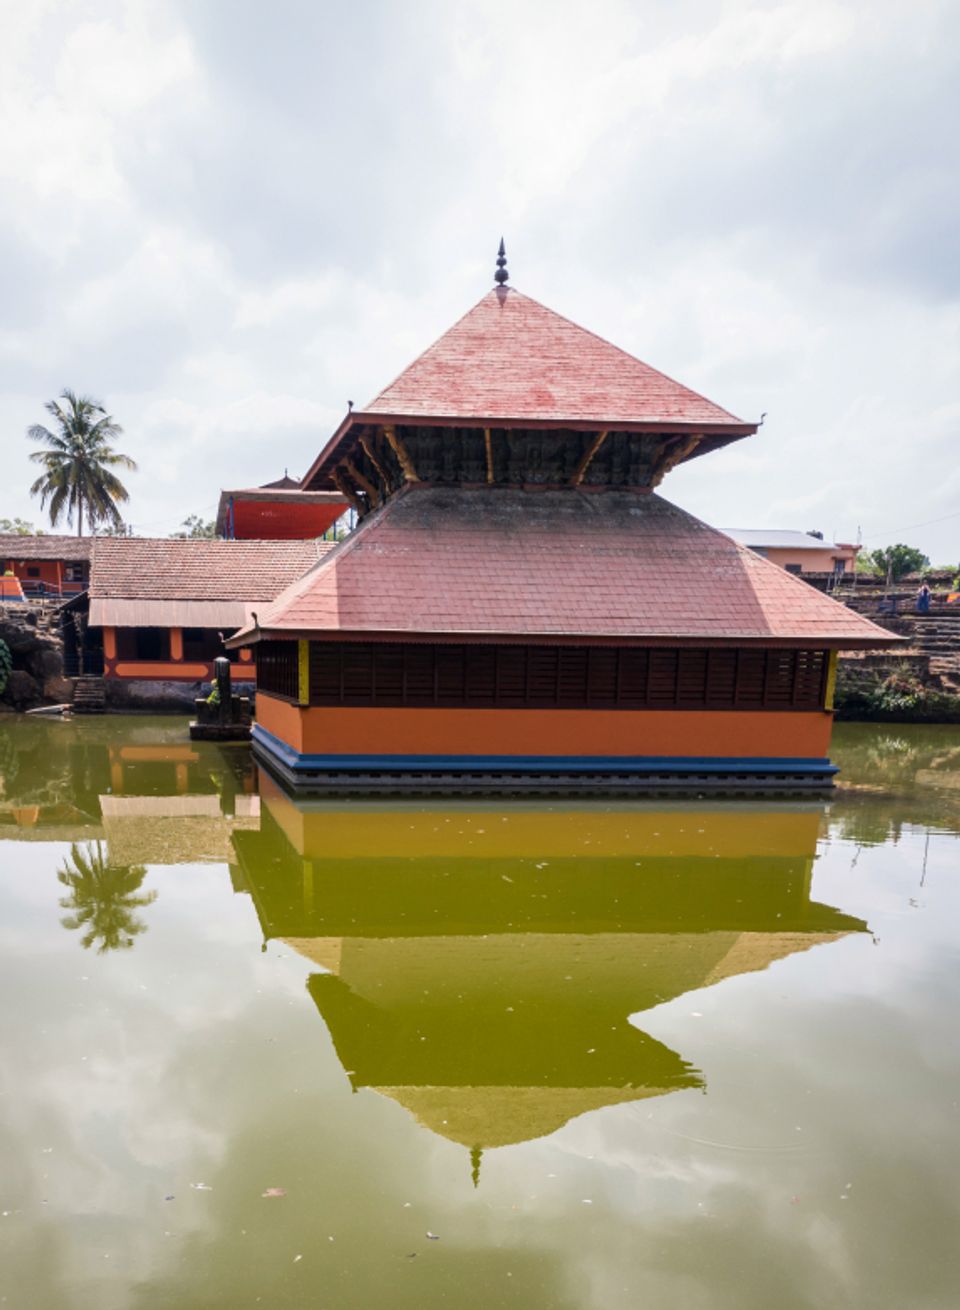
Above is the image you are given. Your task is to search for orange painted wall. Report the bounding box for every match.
[0,558,86,591]
[255,695,834,761]
[764,546,857,574]
[109,659,256,681]
[258,696,306,751]
[103,625,257,681]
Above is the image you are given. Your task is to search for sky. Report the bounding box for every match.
[1,0,958,560]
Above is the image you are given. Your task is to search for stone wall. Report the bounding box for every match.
[105,676,256,712]
[0,612,73,711]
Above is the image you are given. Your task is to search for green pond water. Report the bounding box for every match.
[1,717,959,1309]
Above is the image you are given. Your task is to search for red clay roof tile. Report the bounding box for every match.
[362,288,750,429]
[237,487,897,649]
[0,534,91,562]
[90,537,331,602]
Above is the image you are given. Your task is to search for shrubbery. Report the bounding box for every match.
[835,665,960,722]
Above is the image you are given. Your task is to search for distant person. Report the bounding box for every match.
[916,582,932,614]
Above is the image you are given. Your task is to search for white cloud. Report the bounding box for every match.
[0,0,956,555]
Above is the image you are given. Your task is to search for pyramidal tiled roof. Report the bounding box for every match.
[302,287,756,489]
[363,287,751,428]
[230,487,899,648]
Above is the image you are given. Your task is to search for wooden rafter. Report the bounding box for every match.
[331,467,366,515]
[382,424,419,482]
[570,430,609,486]
[359,436,391,493]
[650,434,701,487]
[342,458,381,506]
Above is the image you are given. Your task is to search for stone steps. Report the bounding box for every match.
[72,675,106,714]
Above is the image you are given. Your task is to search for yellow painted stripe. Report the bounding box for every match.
[824,650,838,710]
[298,639,310,707]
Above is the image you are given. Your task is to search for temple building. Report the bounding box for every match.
[228,245,898,793]
[215,473,347,540]
[231,789,867,1165]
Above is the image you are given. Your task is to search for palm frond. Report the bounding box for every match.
[27,391,136,532]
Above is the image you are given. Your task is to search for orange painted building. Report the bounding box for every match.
[723,530,860,575]
[0,534,90,599]
[215,474,347,540]
[227,248,898,793]
[85,537,331,708]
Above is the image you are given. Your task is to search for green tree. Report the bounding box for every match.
[868,543,930,584]
[28,390,137,536]
[0,517,41,535]
[95,521,135,537]
[58,841,157,953]
[170,514,217,539]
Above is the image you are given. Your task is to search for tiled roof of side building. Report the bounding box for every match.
[363,288,752,429]
[232,487,899,648]
[0,534,92,561]
[90,537,331,601]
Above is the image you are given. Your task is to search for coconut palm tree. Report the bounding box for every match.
[28,390,137,536]
[58,841,156,954]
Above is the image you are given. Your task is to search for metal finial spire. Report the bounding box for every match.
[494,238,508,286]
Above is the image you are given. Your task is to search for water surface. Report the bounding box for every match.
[1,717,959,1308]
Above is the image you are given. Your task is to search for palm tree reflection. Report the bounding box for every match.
[58,841,157,953]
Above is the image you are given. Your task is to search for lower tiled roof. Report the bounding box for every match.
[237,487,898,648]
[90,537,330,602]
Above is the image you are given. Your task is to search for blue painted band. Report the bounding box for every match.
[251,725,838,777]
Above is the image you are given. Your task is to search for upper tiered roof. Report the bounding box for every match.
[364,287,751,428]
[302,279,757,494]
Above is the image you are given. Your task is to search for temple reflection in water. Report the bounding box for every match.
[232,773,867,1166]
[0,719,872,1163]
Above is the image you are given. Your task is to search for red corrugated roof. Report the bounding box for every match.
[214,487,346,536]
[363,287,750,428]
[233,487,898,649]
[90,537,330,602]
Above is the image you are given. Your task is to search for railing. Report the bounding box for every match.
[19,581,86,600]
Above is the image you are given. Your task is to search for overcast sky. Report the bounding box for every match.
[1,0,958,559]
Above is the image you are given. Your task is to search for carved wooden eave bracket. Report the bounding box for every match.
[331,466,366,515]
[382,424,420,482]
[570,430,609,486]
[342,457,382,508]
[650,434,702,487]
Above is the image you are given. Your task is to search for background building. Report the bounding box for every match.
[216,474,346,540]
[75,537,330,708]
[0,534,90,600]
[724,529,860,576]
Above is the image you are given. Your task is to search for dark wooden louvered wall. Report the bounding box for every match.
[257,641,299,701]
[256,640,829,711]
